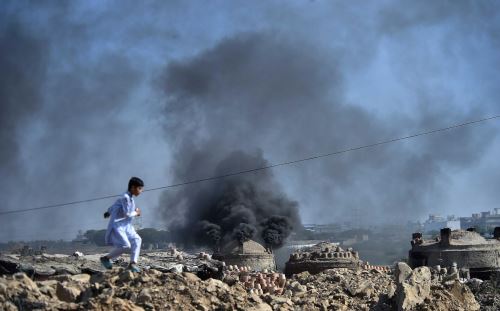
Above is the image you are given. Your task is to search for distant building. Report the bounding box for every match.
[422,214,460,233]
[286,240,334,250]
[303,224,341,234]
[305,221,361,233]
[72,230,89,243]
[341,234,369,246]
[460,208,500,231]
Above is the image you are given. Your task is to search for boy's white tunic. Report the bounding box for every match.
[105,192,142,262]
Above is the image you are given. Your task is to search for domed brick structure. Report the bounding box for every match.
[212,239,276,271]
[284,241,363,276]
[409,227,500,279]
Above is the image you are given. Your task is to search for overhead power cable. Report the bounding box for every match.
[0,114,499,216]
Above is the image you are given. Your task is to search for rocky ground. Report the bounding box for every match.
[467,273,500,311]
[279,264,479,311]
[1,268,273,311]
[0,250,223,279]
[0,251,497,310]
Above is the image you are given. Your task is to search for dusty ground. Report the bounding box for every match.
[466,274,500,311]
[0,250,493,311]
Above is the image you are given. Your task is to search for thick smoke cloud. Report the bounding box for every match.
[233,223,257,244]
[0,22,47,194]
[0,2,154,241]
[0,1,499,243]
[0,17,50,239]
[158,30,498,235]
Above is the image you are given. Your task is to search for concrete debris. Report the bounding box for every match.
[0,268,275,310]
[72,251,84,258]
[0,254,492,310]
[395,262,413,284]
[396,266,431,310]
[56,282,82,302]
[0,250,223,280]
[393,263,481,311]
[466,272,500,311]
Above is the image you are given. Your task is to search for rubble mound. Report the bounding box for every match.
[467,273,500,311]
[279,262,479,311]
[0,259,488,311]
[394,262,479,311]
[280,268,394,310]
[0,269,272,311]
[0,250,223,280]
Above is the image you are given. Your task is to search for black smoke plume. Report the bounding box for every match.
[197,220,222,247]
[261,216,293,249]
[1,1,499,244]
[158,29,498,237]
[233,223,257,244]
[0,2,146,241]
[162,150,301,249]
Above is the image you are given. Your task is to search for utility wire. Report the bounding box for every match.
[1,114,499,217]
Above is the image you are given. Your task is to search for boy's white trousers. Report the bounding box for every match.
[106,223,141,263]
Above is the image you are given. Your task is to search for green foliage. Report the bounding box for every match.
[137,228,170,244]
[83,229,107,246]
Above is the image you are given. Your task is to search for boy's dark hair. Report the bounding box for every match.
[128,177,144,190]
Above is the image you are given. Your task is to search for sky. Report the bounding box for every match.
[0,0,499,242]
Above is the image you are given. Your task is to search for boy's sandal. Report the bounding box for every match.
[128,263,141,273]
[100,256,113,270]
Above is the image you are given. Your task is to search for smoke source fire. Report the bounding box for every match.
[160,150,301,249]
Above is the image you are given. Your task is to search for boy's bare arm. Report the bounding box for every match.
[135,207,141,216]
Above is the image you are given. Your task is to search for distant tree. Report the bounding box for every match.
[137,228,170,244]
[84,229,106,246]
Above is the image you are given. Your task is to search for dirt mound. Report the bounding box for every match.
[282,266,478,311]
[0,269,270,311]
[467,273,500,311]
[0,260,489,310]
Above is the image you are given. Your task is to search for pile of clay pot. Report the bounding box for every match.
[363,263,391,273]
[224,264,287,295]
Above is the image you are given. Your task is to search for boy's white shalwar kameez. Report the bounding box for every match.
[105,192,142,263]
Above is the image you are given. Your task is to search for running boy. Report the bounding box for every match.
[100,177,144,272]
